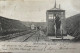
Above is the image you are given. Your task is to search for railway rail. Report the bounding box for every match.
[0,30,36,41]
[23,31,36,42]
[0,30,48,42]
[23,30,47,42]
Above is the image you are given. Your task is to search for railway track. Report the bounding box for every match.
[0,30,36,41]
[0,30,48,42]
[23,30,47,42]
[23,31,36,42]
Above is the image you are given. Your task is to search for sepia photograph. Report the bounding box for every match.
[0,0,80,42]
[0,0,80,53]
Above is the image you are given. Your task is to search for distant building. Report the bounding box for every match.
[46,0,67,37]
[31,24,35,30]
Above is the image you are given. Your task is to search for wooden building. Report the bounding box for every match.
[46,0,67,38]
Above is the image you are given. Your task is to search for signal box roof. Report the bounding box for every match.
[47,0,65,12]
[47,8,65,12]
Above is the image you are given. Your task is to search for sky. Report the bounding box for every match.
[0,0,80,22]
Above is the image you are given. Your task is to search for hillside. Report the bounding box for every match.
[0,16,27,31]
[66,14,80,40]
